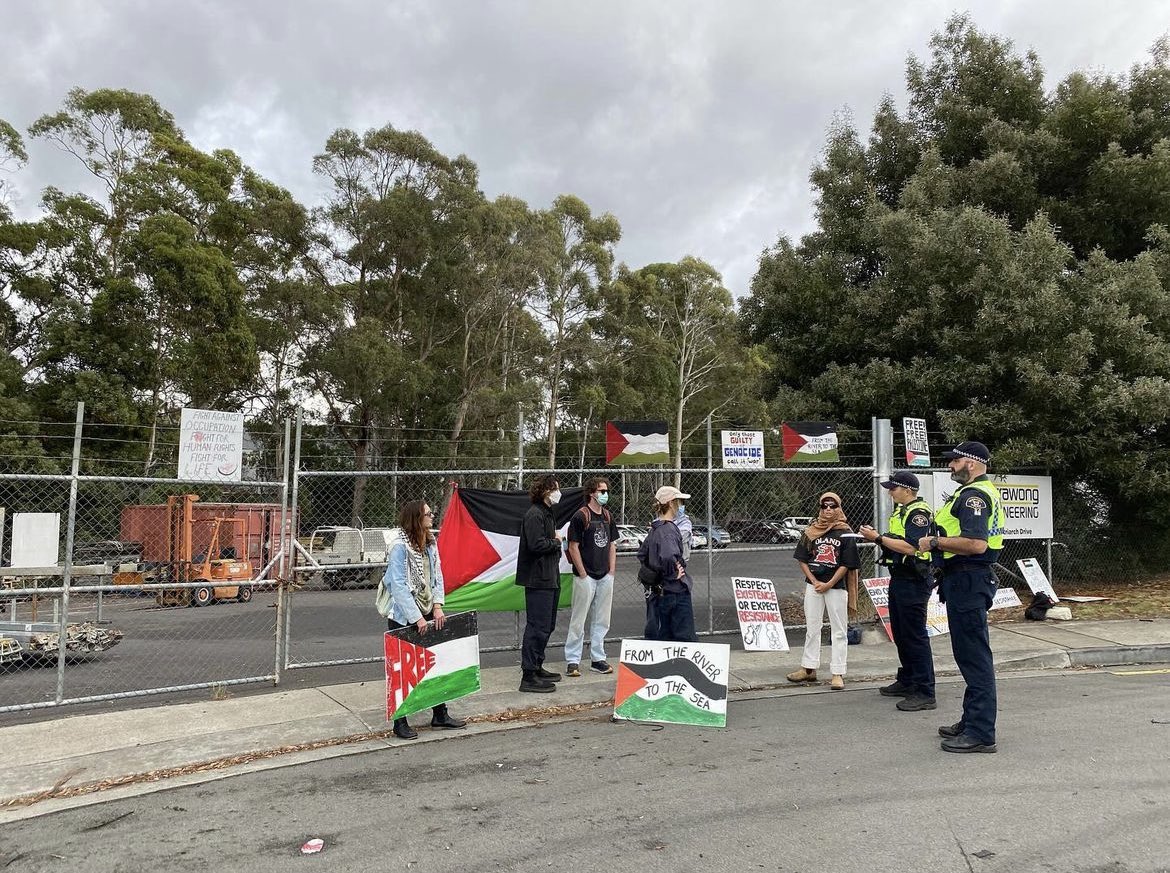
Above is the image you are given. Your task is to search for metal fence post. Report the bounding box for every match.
[872,418,893,578]
[706,413,714,635]
[516,403,524,485]
[54,402,84,704]
[274,416,292,685]
[282,408,303,671]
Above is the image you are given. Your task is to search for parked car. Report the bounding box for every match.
[692,524,731,548]
[726,520,789,544]
[689,530,709,550]
[617,524,649,544]
[615,528,642,552]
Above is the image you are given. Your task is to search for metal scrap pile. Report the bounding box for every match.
[26,623,125,655]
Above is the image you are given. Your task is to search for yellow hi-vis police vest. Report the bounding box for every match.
[883,498,933,564]
[934,479,1005,560]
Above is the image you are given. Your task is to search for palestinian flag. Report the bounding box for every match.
[606,421,669,465]
[613,640,730,728]
[385,611,480,720]
[781,421,839,462]
[438,486,584,612]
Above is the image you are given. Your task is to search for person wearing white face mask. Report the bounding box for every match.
[564,476,619,676]
[516,474,565,693]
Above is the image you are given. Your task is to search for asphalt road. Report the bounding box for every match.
[3,669,1169,872]
[1,545,818,713]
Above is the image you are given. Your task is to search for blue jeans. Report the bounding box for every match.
[564,574,614,664]
[941,567,997,744]
[645,589,697,642]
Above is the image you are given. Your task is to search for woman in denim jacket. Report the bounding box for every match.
[378,499,467,739]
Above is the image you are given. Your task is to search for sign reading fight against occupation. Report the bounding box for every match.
[863,578,1021,640]
[1017,558,1060,603]
[919,472,1053,540]
[733,577,789,651]
[614,639,729,728]
[721,430,765,469]
[902,417,931,467]
[385,611,481,721]
[178,407,245,482]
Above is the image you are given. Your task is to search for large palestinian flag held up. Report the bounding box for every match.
[613,639,730,728]
[437,486,584,612]
[606,421,669,465]
[385,611,480,720]
[781,421,840,462]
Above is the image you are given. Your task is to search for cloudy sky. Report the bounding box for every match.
[2,1,1165,295]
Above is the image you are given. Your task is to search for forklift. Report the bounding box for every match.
[155,494,255,607]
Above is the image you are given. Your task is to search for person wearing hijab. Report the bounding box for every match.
[786,492,860,690]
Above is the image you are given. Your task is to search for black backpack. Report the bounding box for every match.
[1024,590,1056,621]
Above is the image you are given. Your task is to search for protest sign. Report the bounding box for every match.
[733,577,789,651]
[385,611,480,720]
[864,577,1022,639]
[614,639,729,728]
[721,430,765,469]
[1017,558,1060,602]
[178,407,245,482]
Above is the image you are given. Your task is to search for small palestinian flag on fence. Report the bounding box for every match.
[613,639,730,728]
[605,421,669,465]
[781,421,839,462]
[437,486,583,612]
[385,611,480,720]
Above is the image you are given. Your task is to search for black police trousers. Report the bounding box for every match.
[940,566,998,744]
[888,566,935,698]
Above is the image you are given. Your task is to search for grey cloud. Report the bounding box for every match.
[2,0,1165,295]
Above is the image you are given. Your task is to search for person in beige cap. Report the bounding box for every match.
[635,485,698,642]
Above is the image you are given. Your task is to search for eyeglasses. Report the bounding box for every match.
[820,501,839,509]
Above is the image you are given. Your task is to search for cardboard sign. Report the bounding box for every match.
[721,430,765,469]
[733,576,789,651]
[614,639,729,728]
[902,417,930,467]
[385,611,480,720]
[178,407,245,482]
[1016,558,1059,603]
[864,577,1022,640]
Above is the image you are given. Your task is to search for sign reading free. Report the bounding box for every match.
[721,430,765,469]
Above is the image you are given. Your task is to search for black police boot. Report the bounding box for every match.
[879,680,913,697]
[937,722,963,738]
[393,717,418,740]
[535,665,562,682]
[896,693,938,712]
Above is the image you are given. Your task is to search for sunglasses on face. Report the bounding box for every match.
[596,489,608,494]
[820,501,839,509]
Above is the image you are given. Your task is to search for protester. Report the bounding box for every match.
[516,474,566,693]
[637,485,698,642]
[377,499,466,739]
[565,476,618,676]
[787,492,860,690]
[674,499,694,563]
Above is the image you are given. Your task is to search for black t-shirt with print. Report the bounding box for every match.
[793,529,861,589]
[568,506,620,579]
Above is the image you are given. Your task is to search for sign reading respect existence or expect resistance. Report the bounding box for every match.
[178,407,245,482]
[732,577,789,651]
[918,472,1053,540]
[721,430,765,469]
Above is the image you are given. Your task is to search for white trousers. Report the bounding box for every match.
[800,585,849,675]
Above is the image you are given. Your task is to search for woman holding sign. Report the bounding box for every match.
[786,492,859,690]
[378,499,467,739]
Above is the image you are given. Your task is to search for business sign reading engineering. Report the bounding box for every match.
[721,430,765,469]
[921,473,1053,540]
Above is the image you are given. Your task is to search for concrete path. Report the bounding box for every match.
[2,618,1168,821]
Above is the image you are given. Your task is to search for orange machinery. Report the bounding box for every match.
[155,494,255,607]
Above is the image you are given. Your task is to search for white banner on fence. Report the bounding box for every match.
[721,430,765,469]
[11,512,60,567]
[902,417,930,467]
[732,577,789,651]
[178,407,245,482]
[919,472,1053,540]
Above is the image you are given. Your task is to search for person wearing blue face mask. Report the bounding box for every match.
[673,500,693,563]
[564,477,619,676]
[516,474,565,693]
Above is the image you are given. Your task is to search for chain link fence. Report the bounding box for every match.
[4,411,1142,715]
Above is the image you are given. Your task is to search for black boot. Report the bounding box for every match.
[431,704,467,729]
[519,670,556,693]
[535,665,562,682]
[393,717,418,740]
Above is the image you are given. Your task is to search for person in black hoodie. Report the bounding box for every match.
[516,474,565,692]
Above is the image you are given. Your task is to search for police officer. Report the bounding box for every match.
[917,441,1005,754]
[859,471,935,711]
